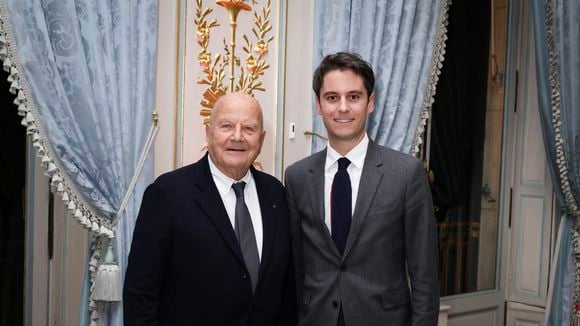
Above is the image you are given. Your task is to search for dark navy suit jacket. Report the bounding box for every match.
[124,154,296,326]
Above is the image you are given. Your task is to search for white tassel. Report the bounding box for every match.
[26,124,36,135]
[99,225,108,237]
[10,79,20,93]
[3,57,12,73]
[91,246,122,302]
[25,112,34,123]
[47,162,57,173]
[81,215,91,227]
[17,104,26,116]
[91,221,100,233]
[50,173,61,184]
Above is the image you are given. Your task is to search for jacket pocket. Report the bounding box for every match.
[302,290,312,305]
[367,202,399,218]
[380,286,411,309]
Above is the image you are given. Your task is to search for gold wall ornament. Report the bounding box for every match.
[195,0,274,125]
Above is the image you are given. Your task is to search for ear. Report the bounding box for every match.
[205,124,210,143]
[260,130,266,146]
[367,92,375,114]
[315,96,323,115]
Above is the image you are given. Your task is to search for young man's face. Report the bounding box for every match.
[316,69,374,153]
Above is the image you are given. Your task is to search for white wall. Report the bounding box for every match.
[155,0,315,179]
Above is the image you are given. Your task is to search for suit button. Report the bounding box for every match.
[332,301,338,309]
[242,274,248,279]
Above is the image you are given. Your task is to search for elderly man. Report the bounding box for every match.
[124,92,296,326]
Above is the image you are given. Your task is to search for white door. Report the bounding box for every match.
[505,0,556,324]
[442,0,556,325]
[24,140,90,325]
[436,0,510,324]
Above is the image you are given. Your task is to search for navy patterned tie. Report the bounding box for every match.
[232,182,260,292]
[331,157,352,255]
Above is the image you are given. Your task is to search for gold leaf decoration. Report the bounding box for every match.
[194,0,273,124]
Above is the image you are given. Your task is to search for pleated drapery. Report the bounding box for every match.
[531,0,580,324]
[311,0,449,154]
[0,0,158,324]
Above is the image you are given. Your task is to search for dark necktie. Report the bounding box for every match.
[232,182,260,292]
[331,157,352,255]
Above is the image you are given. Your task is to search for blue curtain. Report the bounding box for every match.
[531,0,580,325]
[312,0,448,154]
[0,0,157,325]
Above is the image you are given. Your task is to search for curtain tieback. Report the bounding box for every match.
[113,111,159,225]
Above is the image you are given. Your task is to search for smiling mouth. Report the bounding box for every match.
[334,118,354,123]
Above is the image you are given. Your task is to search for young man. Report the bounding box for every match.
[124,92,296,326]
[285,52,439,326]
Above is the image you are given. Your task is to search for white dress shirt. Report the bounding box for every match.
[324,134,369,233]
[208,156,263,260]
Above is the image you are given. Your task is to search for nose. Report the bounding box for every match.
[231,124,243,141]
[338,98,349,112]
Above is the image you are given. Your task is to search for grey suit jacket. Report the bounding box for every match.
[285,141,439,326]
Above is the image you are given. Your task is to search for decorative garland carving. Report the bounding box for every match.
[195,0,273,125]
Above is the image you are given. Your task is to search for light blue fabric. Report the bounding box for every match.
[2,0,157,324]
[554,0,580,192]
[312,0,442,153]
[531,0,580,324]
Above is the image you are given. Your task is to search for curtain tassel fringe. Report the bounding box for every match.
[91,245,122,302]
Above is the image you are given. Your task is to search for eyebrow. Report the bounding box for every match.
[322,90,364,97]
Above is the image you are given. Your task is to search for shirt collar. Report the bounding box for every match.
[325,134,369,171]
[207,154,253,196]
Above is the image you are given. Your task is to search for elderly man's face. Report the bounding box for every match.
[206,93,266,180]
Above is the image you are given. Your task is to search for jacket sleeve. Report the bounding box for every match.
[284,169,305,318]
[123,183,172,326]
[276,250,298,326]
[404,159,440,326]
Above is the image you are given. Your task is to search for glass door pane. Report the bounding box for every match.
[428,0,508,296]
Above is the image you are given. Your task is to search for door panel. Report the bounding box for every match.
[448,308,500,326]
[507,0,553,308]
[25,140,89,326]
[25,140,50,326]
[506,302,545,326]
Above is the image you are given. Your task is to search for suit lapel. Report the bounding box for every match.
[253,169,278,280]
[342,141,384,260]
[193,155,244,264]
[307,150,341,257]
